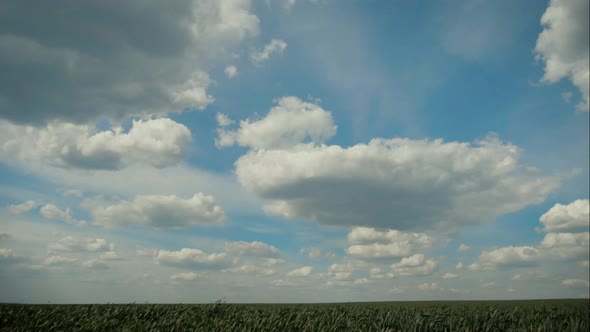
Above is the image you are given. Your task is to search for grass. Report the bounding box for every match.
[0,299,588,331]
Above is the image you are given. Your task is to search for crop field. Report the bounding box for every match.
[0,299,588,331]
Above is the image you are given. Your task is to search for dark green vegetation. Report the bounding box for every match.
[1,299,588,331]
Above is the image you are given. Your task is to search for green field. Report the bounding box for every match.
[1,299,588,331]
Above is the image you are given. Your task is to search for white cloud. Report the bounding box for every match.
[82,259,110,270]
[48,236,115,253]
[60,189,84,197]
[171,71,215,111]
[236,133,561,232]
[225,264,277,276]
[271,279,299,287]
[224,65,238,78]
[458,243,471,252]
[7,200,37,214]
[539,199,589,232]
[470,199,590,271]
[456,262,463,270]
[308,248,322,259]
[390,257,438,277]
[0,248,27,264]
[216,113,235,127]
[418,282,441,291]
[216,96,336,149]
[40,204,87,226]
[44,255,78,266]
[468,246,540,271]
[469,233,588,270]
[224,241,280,258]
[480,282,496,288]
[346,228,432,260]
[154,248,230,269]
[535,0,589,111]
[561,279,590,288]
[442,273,460,279]
[91,193,225,229]
[287,266,313,277]
[391,254,425,268]
[0,118,192,170]
[171,272,204,281]
[250,39,287,64]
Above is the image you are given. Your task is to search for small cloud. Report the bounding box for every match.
[458,243,471,252]
[287,266,313,277]
[561,279,590,288]
[456,262,463,270]
[480,281,496,288]
[216,113,235,127]
[442,272,460,279]
[40,204,87,226]
[44,255,78,266]
[250,39,287,64]
[82,259,109,270]
[171,272,203,281]
[7,200,37,215]
[224,65,238,79]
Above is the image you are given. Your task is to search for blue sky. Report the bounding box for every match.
[0,0,588,303]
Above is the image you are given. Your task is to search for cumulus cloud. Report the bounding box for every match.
[561,279,590,288]
[458,243,471,252]
[390,256,438,277]
[250,39,287,64]
[7,200,37,214]
[470,233,589,270]
[345,228,432,261]
[91,193,225,229]
[535,0,589,111]
[216,96,337,149]
[225,264,277,276]
[171,272,204,281]
[539,199,589,232]
[82,259,110,270]
[236,133,560,232]
[44,256,78,266]
[470,198,589,271]
[0,118,192,170]
[154,248,230,269]
[216,113,235,127]
[468,246,540,271]
[40,204,87,226]
[0,0,260,125]
[224,65,238,78]
[442,273,460,279]
[287,266,313,277]
[48,236,115,254]
[0,248,27,264]
[224,241,280,258]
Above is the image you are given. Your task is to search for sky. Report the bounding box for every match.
[0,0,588,304]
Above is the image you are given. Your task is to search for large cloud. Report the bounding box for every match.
[539,199,589,232]
[346,227,432,260]
[0,118,192,170]
[470,198,590,271]
[216,97,337,149]
[0,0,259,125]
[224,241,280,258]
[91,193,225,229]
[154,248,230,270]
[48,236,115,254]
[535,0,589,111]
[236,133,560,232]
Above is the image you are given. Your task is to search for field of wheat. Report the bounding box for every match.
[1,299,588,331]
